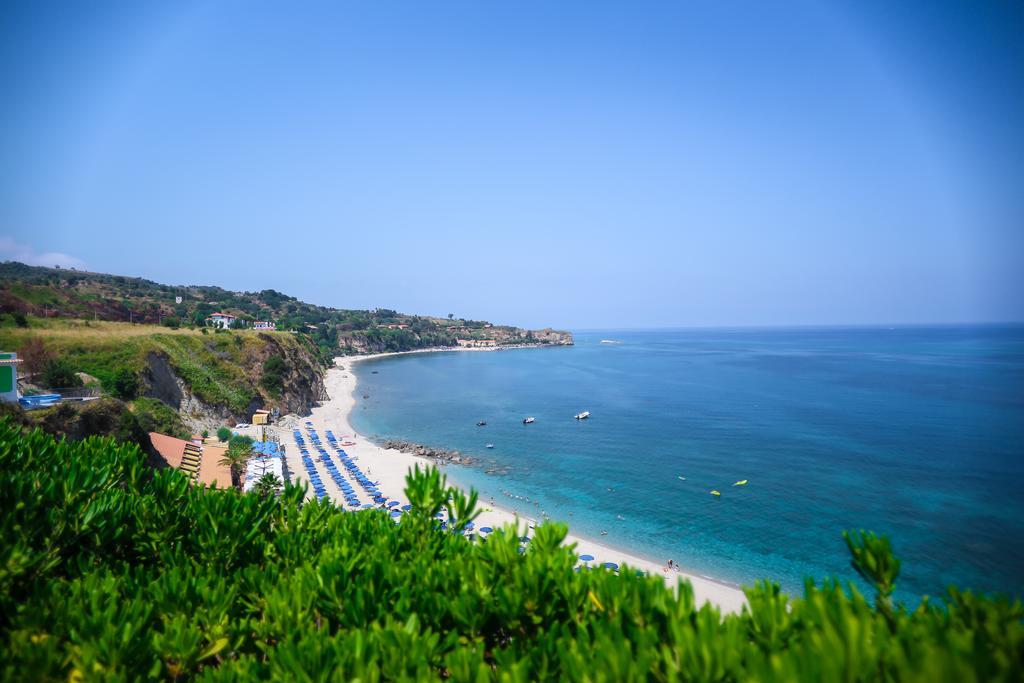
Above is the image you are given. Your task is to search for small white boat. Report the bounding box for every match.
[574,411,590,420]
[600,339,621,344]
[485,444,494,449]
[523,417,535,424]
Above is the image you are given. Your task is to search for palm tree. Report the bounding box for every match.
[252,473,283,498]
[219,440,252,490]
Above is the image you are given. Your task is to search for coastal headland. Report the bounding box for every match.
[265,347,749,614]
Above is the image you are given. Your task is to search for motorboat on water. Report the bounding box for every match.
[574,411,590,420]
[733,479,748,486]
[600,339,622,344]
[485,444,494,449]
[710,490,721,497]
[476,421,487,426]
[523,417,535,424]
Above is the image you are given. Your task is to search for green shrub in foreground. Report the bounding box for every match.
[0,420,1020,682]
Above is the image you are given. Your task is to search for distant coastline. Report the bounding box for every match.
[341,340,573,361]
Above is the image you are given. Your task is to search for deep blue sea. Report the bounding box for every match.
[350,326,1024,603]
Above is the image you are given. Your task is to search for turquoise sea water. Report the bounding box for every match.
[349,326,1024,602]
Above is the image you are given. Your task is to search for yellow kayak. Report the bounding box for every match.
[710,490,721,497]
[733,480,748,486]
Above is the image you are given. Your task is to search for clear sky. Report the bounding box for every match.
[2,1,1022,329]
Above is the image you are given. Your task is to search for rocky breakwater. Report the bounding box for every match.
[377,438,516,476]
[379,439,479,467]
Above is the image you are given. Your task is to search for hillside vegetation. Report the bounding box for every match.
[0,261,572,355]
[0,318,326,432]
[0,421,1019,681]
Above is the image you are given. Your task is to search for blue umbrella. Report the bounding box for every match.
[361,504,373,509]
[390,510,402,517]
[579,554,594,562]
[603,562,619,571]
[520,536,530,543]
[402,504,413,511]
[479,527,493,533]
[386,501,399,507]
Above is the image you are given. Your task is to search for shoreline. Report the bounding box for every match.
[275,348,748,614]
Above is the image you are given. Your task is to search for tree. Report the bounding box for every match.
[260,355,287,394]
[218,439,252,489]
[161,316,181,329]
[252,473,282,498]
[201,429,209,440]
[108,368,140,400]
[216,427,232,442]
[18,337,54,379]
[12,312,28,328]
[448,313,454,320]
[41,358,82,389]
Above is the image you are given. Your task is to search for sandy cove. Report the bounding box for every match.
[273,350,748,614]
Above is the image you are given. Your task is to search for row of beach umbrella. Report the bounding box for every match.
[294,423,623,571]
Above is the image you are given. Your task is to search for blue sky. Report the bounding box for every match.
[2,1,1022,329]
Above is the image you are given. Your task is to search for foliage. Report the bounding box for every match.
[108,367,140,400]
[16,337,53,378]
[130,397,190,440]
[252,473,283,498]
[228,434,254,450]
[40,357,82,389]
[219,439,252,489]
[0,421,1020,681]
[216,427,231,442]
[260,355,287,395]
[162,316,181,329]
[13,397,154,449]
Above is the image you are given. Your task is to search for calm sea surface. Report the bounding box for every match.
[349,326,1024,602]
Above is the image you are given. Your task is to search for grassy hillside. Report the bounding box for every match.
[0,261,572,355]
[1,422,1020,681]
[0,317,325,428]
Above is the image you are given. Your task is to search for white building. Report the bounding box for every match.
[253,321,276,330]
[206,312,237,329]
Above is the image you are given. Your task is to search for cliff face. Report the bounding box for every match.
[142,332,326,432]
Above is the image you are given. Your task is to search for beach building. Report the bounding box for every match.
[253,321,276,330]
[205,312,236,329]
[252,409,271,425]
[456,339,498,348]
[148,432,233,488]
[0,352,21,403]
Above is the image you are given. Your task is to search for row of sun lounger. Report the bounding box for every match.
[292,427,329,500]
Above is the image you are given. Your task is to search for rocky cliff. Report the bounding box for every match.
[141,332,326,432]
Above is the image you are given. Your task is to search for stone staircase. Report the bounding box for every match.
[179,443,202,481]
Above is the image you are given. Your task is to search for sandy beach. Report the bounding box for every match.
[266,350,748,614]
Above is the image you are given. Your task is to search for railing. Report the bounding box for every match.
[43,387,102,399]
